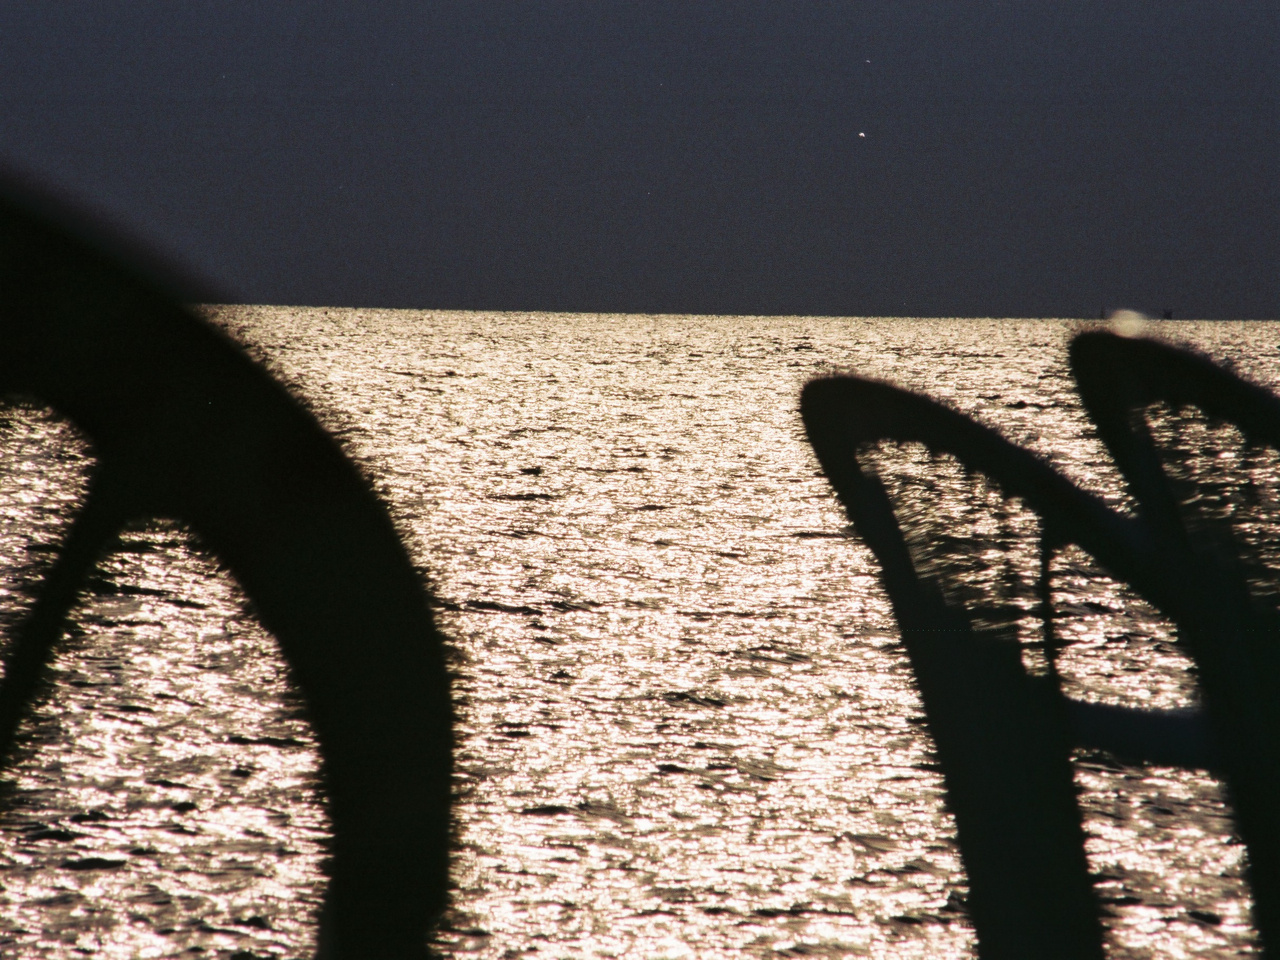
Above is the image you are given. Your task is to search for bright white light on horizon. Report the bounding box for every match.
[1109,309,1149,337]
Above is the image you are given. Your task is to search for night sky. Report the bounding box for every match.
[0,3,1274,318]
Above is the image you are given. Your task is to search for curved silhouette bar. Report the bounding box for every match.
[1071,331,1280,545]
[1065,701,1214,770]
[801,375,1227,959]
[1071,330,1280,954]
[801,375,1208,635]
[0,190,451,958]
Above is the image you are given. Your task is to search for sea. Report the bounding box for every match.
[0,308,1278,959]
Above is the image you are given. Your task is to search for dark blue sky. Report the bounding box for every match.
[0,3,1274,317]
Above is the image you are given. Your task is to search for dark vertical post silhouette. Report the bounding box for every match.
[0,188,452,959]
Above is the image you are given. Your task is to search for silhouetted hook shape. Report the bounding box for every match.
[0,185,452,958]
[1072,330,1280,955]
[801,375,1222,960]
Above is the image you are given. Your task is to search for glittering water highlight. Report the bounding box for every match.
[2,310,1278,958]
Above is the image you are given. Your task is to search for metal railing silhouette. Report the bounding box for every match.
[800,373,1253,959]
[0,187,451,958]
[1071,331,1280,953]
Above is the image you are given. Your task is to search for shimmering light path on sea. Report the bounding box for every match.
[1,311,1277,958]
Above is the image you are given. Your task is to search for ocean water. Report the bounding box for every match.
[1,309,1278,959]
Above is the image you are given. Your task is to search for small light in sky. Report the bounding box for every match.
[858,132,866,138]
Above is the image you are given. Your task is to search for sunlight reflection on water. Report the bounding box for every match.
[1,311,1279,957]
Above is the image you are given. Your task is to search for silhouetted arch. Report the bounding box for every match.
[1071,330,1280,953]
[0,187,451,958]
[801,375,1223,959]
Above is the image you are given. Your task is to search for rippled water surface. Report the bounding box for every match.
[2,310,1280,958]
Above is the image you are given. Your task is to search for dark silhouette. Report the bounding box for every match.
[800,376,1224,959]
[1071,330,1280,953]
[0,172,1263,958]
[0,187,451,959]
